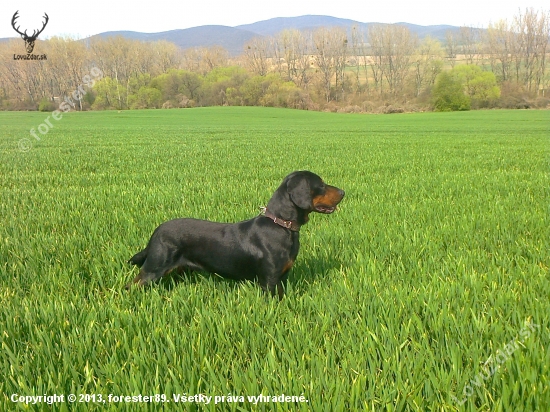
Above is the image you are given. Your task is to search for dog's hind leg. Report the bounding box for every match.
[124,269,166,290]
[125,239,182,290]
[128,248,148,267]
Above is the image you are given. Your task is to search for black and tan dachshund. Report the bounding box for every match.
[125,171,344,298]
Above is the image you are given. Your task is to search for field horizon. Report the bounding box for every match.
[1,107,549,410]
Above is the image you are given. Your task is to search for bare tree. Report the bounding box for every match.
[369,24,417,96]
[89,37,133,108]
[203,46,229,72]
[1,40,47,104]
[181,47,202,73]
[333,30,348,101]
[18,60,45,104]
[133,42,155,76]
[459,27,482,65]
[444,30,458,67]
[292,31,313,89]
[243,37,270,76]
[350,25,370,95]
[46,37,87,109]
[151,40,181,74]
[272,29,312,88]
[412,36,444,97]
[312,27,348,102]
[368,26,384,95]
[182,46,228,74]
[513,8,550,93]
[0,41,25,102]
[486,8,550,94]
[486,20,514,82]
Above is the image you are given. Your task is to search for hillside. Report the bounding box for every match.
[2,15,466,56]
[88,25,260,56]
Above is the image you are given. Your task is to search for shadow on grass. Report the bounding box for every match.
[289,254,343,297]
[154,269,237,292]
[142,252,342,298]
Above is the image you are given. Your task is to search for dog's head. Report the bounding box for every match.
[286,171,345,214]
[267,171,344,225]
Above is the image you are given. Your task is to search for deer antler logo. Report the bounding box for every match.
[11,11,49,54]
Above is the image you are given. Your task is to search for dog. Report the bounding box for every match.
[125,171,344,298]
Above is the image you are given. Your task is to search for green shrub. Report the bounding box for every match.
[38,97,56,112]
[128,86,163,109]
[453,65,500,108]
[432,71,471,111]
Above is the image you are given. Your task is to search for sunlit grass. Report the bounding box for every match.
[1,107,548,410]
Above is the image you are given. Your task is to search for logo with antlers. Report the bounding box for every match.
[11,11,49,54]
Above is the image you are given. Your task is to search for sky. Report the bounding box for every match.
[0,0,547,39]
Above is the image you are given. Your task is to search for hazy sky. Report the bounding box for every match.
[0,0,547,38]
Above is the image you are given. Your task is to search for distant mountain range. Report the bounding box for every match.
[1,15,463,56]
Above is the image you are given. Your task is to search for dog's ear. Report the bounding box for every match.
[286,174,311,210]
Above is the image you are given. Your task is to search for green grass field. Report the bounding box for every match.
[0,107,548,411]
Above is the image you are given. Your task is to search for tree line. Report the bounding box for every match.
[0,7,548,112]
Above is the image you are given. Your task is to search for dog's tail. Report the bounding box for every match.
[128,248,148,267]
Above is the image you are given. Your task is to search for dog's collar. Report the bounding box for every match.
[260,207,301,232]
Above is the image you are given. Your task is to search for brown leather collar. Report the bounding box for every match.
[261,208,301,232]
